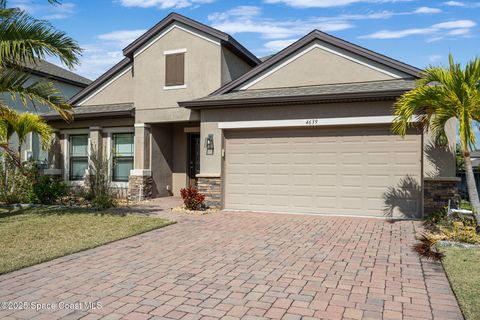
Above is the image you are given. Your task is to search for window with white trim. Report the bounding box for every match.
[112,133,134,182]
[69,134,88,181]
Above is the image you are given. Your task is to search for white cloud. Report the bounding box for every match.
[360,19,476,39]
[263,0,412,8]
[414,7,442,14]
[207,6,409,41]
[428,54,442,63]
[443,1,480,7]
[42,2,76,20]
[118,0,214,9]
[444,1,467,6]
[97,29,147,46]
[10,0,76,20]
[263,39,298,51]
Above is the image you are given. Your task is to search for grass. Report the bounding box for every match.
[440,247,480,320]
[0,207,174,275]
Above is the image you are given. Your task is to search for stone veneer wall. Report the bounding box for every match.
[197,177,221,208]
[424,178,460,215]
[128,175,153,201]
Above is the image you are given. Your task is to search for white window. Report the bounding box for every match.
[69,134,88,181]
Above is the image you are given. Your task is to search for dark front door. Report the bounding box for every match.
[187,133,200,187]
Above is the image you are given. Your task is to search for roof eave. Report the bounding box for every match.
[122,13,260,66]
[25,68,90,88]
[43,110,135,121]
[180,89,408,110]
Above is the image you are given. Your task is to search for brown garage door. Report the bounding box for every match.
[224,126,422,218]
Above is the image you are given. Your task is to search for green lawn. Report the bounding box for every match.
[441,247,480,320]
[0,207,174,274]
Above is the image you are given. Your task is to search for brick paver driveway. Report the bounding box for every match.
[0,211,462,320]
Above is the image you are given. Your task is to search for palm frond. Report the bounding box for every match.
[0,68,72,121]
[0,5,81,69]
[14,112,52,149]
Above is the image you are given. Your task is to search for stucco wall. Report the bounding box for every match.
[423,118,456,178]
[245,40,409,90]
[133,24,222,123]
[81,67,134,106]
[221,46,253,85]
[199,101,456,181]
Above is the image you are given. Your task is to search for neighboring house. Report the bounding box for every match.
[42,12,457,218]
[3,60,91,161]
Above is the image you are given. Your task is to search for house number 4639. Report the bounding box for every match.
[305,119,319,125]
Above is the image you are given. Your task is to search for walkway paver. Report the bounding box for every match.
[0,209,463,319]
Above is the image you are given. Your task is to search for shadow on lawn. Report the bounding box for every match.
[0,204,165,220]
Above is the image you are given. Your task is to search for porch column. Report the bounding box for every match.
[86,126,103,188]
[128,123,153,201]
[89,126,103,156]
[44,130,62,176]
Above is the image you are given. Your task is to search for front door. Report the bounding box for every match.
[187,133,200,187]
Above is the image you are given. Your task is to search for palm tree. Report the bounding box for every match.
[392,54,480,224]
[0,108,52,160]
[0,0,82,121]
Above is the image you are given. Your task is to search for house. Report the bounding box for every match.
[3,60,91,161]
[42,12,457,218]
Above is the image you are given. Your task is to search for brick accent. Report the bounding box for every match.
[424,178,459,215]
[197,177,221,208]
[128,175,153,201]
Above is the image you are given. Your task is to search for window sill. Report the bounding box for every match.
[164,84,186,90]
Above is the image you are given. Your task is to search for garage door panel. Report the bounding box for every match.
[225,127,422,218]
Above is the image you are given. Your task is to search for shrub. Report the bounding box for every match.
[0,158,38,204]
[88,146,116,209]
[32,175,67,204]
[180,187,205,210]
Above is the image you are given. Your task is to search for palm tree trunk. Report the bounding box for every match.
[464,153,480,224]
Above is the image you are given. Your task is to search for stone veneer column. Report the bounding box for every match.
[128,124,152,201]
[197,174,222,208]
[424,178,460,215]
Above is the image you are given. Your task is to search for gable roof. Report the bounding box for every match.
[211,30,423,95]
[69,12,260,106]
[123,12,260,67]
[69,58,131,105]
[24,60,91,87]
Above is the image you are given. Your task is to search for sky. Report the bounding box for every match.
[9,0,480,81]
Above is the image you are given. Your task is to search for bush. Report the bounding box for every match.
[32,175,67,204]
[88,146,116,209]
[0,158,38,204]
[180,187,205,210]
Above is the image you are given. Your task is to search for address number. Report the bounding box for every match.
[305,119,319,125]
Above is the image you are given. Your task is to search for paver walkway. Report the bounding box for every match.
[0,207,463,319]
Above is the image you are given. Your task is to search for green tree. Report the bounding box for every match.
[0,108,52,159]
[392,54,480,224]
[0,0,82,122]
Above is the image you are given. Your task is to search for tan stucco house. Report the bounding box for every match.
[42,13,457,218]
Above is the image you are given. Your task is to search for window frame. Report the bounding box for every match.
[111,132,134,182]
[68,134,89,181]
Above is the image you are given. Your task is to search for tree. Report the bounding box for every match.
[0,108,52,159]
[0,0,82,121]
[392,54,480,224]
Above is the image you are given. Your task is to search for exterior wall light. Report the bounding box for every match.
[205,134,214,155]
